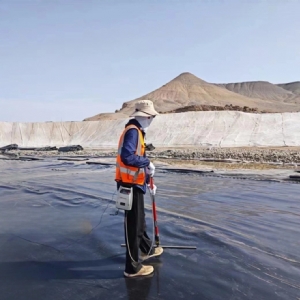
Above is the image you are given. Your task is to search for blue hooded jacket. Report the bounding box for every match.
[118,118,150,194]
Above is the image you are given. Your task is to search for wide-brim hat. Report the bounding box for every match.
[129,100,159,117]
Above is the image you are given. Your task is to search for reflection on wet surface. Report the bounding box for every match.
[0,159,300,300]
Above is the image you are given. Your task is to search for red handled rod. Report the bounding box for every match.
[150,177,160,246]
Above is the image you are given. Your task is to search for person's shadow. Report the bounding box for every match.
[0,258,163,300]
[0,254,124,281]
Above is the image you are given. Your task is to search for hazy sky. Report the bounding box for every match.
[0,0,299,122]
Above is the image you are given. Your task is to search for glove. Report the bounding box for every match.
[146,162,155,177]
[147,184,157,196]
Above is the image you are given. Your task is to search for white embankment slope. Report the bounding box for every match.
[0,111,300,148]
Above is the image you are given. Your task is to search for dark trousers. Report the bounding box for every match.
[124,187,153,274]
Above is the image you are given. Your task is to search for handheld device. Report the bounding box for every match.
[116,186,133,210]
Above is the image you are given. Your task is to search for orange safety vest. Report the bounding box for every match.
[115,124,146,185]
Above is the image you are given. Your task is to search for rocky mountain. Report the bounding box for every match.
[84,72,300,121]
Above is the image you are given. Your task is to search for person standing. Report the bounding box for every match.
[115,100,163,278]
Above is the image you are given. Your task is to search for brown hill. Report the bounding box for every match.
[216,81,293,101]
[277,82,300,95]
[118,73,279,114]
[83,112,127,121]
[85,72,300,120]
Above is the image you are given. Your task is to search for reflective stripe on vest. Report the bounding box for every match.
[115,163,144,181]
[115,125,145,185]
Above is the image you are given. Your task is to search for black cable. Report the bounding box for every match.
[90,190,118,232]
[63,190,117,250]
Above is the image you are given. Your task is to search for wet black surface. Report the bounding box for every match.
[0,159,300,300]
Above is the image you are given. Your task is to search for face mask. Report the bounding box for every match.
[135,116,154,132]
